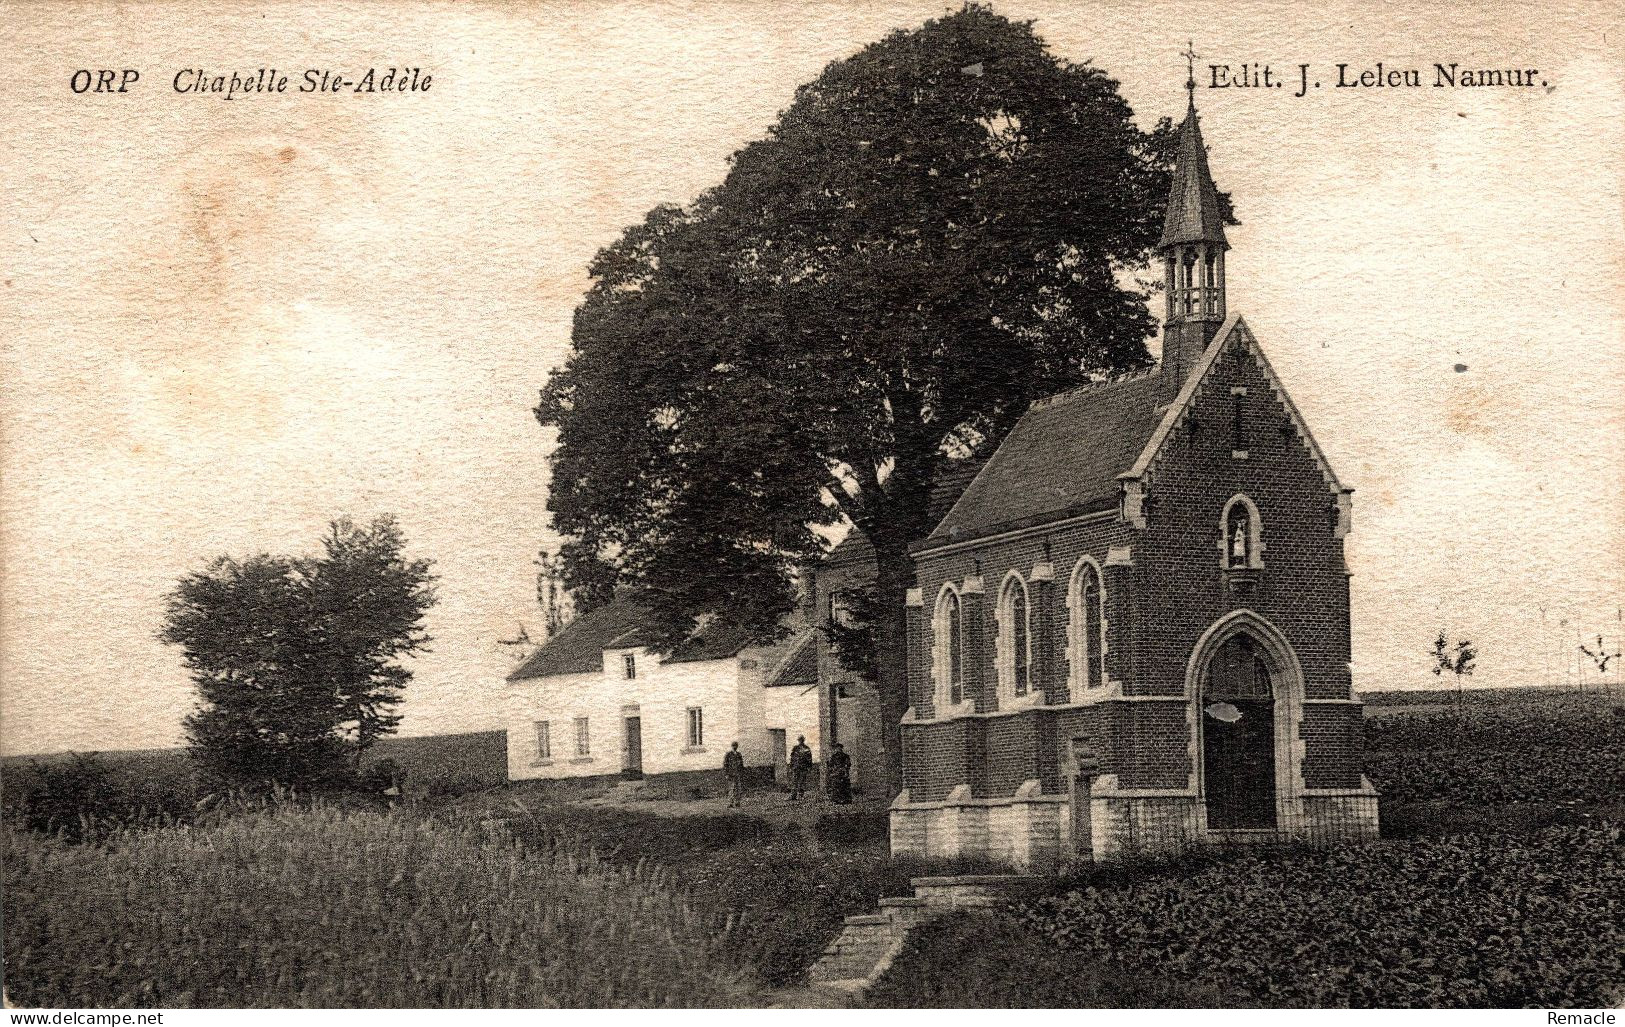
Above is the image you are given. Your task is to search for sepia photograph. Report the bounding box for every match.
[2,0,1621,1014]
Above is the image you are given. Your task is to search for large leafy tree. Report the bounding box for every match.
[537,5,1207,789]
[161,516,436,788]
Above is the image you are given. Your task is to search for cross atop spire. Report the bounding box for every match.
[1181,40,1198,104]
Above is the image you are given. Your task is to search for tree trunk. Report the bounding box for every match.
[868,533,917,797]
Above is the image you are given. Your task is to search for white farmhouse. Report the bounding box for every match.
[503,599,823,783]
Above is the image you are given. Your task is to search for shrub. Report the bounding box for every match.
[494,804,782,865]
[683,841,1009,988]
[2,806,758,1008]
[2,753,201,842]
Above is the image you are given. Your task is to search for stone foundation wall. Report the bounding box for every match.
[890,781,1071,870]
[892,775,1380,869]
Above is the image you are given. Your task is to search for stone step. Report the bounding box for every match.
[818,942,894,965]
[809,932,907,986]
[823,917,903,941]
[912,874,1045,905]
[822,933,901,957]
[811,876,1045,995]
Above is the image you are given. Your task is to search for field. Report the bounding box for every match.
[3,687,1622,1007]
[870,687,1625,1008]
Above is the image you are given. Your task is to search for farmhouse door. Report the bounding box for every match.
[623,716,643,779]
[1201,633,1277,830]
[768,728,787,779]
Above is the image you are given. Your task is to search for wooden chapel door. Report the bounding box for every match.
[1201,633,1278,829]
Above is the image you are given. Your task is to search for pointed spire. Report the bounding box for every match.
[1158,89,1229,251]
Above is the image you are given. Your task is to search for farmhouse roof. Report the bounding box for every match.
[764,632,819,688]
[921,370,1164,546]
[506,599,757,681]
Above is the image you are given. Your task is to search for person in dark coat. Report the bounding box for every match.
[723,741,746,807]
[825,742,853,804]
[787,735,814,801]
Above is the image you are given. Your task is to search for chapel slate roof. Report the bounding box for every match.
[1158,101,1229,250]
[923,370,1165,545]
[505,599,758,682]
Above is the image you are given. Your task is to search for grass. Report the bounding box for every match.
[448,797,992,989]
[6,687,1621,1007]
[1,730,508,804]
[2,805,754,1008]
[1,731,511,839]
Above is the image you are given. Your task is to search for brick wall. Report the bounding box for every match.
[901,328,1368,812]
[1133,342,1353,706]
[809,546,886,785]
[1300,702,1365,789]
[901,718,973,801]
[910,515,1132,723]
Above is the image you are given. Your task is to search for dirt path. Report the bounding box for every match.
[570,780,889,826]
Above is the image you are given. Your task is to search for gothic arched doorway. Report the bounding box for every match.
[1200,632,1278,829]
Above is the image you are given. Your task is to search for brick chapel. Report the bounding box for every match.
[889,91,1381,868]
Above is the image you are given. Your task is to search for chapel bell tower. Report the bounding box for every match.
[1159,49,1230,397]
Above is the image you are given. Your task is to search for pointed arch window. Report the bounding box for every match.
[1068,559,1108,690]
[1221,494,1265,571]
[996,574,1032,699]
[932,587,966,710]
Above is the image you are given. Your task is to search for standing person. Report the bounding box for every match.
[825,742,853,805]
[723,741,746,808]
[787,735,814,801]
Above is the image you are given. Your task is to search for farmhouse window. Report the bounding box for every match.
[687,707,704,748]
[829,590,859,629]
[623,653,637,679]
[534,720,551,760]
[574,717,590,756]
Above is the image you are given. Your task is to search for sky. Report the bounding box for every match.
[2,1,1621,755]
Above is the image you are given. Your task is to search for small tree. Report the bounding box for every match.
[161,516,436,789]
[1578,635,1620,695]
[534,551,576,641]
[1429,630,1478,721]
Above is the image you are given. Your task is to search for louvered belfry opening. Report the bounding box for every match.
[1201,633,1278,829]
